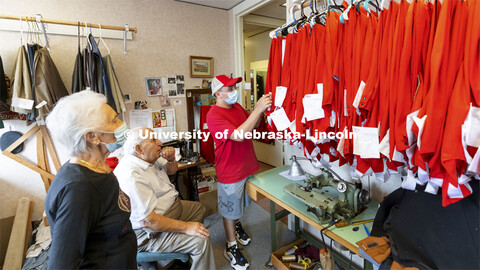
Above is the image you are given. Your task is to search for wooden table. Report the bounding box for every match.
[247,165,377,269]
[177,158,207,170]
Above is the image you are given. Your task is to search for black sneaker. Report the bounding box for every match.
[224,243,249,270]
[235,222,251,246]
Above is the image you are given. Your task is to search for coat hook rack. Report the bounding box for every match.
[0,14,137,33]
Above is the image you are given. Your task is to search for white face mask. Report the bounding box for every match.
[98,123,129,152]
[224,90,238,105]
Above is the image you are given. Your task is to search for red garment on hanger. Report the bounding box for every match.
[200,105,215,164]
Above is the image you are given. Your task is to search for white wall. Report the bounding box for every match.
[244,30,272,82]
[0,0,233,220]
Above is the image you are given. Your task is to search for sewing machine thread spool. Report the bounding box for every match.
[289,262,307,270]
[284,247,297,255]
[282,254,300,262]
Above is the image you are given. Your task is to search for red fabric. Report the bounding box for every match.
[200,105,215,164]
[295,25,312,139]
[441,65,470,206]
[265,37,284,134]
[281,33,296,122]
[255,113,273,144]
[214,75,242,87]
[464,0,480,105]
[262,0,477,205]
[106,157,119,171]
[206,104,259,184]
[421,0,467,198]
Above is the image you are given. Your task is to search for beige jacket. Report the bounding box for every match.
[10,46,33,114]
[33,47,69,119]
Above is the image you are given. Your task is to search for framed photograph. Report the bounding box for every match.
[176,83,185,97]
[145,77,163,96]
[190,56,214,78]
[160,96,171,107]
[202,79,210,89]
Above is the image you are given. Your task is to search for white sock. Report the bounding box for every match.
[228,240,237,248]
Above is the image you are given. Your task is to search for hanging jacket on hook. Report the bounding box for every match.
[87,34,116,112]
[10,46,33,114]
[33,47,69,120]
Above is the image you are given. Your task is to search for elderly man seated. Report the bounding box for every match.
[114,127,215,269]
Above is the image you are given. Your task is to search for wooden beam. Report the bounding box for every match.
[4,125,39,153]
[37,132,50,191]
[40,126,61,172]
[0,14,137,33]
[2,124,58,192]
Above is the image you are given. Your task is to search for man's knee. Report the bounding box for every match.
[191,201,207,220]
[191,235,211,255]
[198,202,207,219]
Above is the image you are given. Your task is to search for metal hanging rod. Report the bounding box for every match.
[293,0,312,11]
[292,0,329,12]
[0,14,137,33]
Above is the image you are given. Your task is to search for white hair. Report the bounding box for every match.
[123,127,150,156]
[46,90,108,156]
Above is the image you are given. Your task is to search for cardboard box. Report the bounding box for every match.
[199,189,218,217]
[271,239,306,270]
[200,166,216,177]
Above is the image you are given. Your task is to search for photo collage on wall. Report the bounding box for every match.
[145,75,185,99]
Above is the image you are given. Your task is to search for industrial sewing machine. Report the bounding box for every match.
[283,156,370,223]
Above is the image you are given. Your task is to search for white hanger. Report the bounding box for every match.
[84,22,92,49]
[97,24,110,55]
[26,19,32,44]
[123,24,129,55]
[19,16,24,46]
[36,14,50,51]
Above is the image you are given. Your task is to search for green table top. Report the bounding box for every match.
[249,165,379,250]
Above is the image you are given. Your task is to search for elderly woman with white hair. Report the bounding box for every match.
[44,90,137,269]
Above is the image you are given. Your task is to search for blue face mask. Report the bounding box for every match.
[224,90,238,105]
[99,123,129,152]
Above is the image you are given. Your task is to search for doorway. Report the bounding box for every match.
[241,1,286,166]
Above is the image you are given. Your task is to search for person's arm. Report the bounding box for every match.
[159,147,178,175]
[230,94,272,142]
[165,161,178,175]
[47,183,97,269]
[140,211,209,238]
[254,112,263,128]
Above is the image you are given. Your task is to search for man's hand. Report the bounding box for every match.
[184,221,210,238]
[160,147,176,162]
[254,94,273,113]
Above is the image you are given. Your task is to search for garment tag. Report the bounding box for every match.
[275,86,287,107]
[270,107,291,131]
[36,100,47,109]
[11,98,34,110]
[353,81,366,115]
[353,126,380,159]
[303,94,325,121]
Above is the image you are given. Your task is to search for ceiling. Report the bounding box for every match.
[244,0,286,38]
[174,0,246,10]
[249,0,286,20]
[174,0,286,20]
[174,0,287,38]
